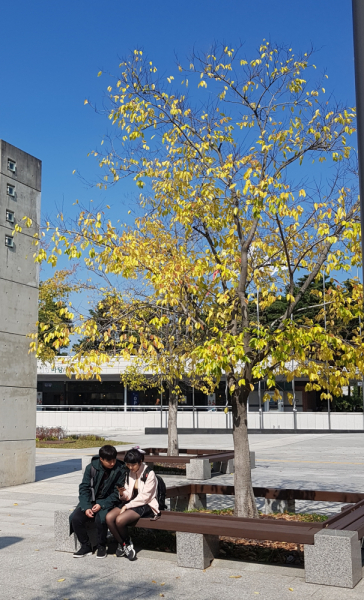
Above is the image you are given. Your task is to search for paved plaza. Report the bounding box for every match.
[2,433,364,599]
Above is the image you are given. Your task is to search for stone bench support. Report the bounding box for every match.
[54,509,98,553]
[186,458,211,480]
[304,529,362,589]
[264,498,295,514]
[176,532,219,569]
[212,452,255,474]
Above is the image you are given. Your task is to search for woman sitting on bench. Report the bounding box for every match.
[106,447,160,560]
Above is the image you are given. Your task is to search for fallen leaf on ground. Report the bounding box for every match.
[161,583,165,586]
[152,580,157,584]
[13,503,18,506]
[229,575,242,579]
[160,595,164,598]
[57,579,65,582]
[289,589,294,592]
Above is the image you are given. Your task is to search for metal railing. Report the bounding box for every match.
[36,404,229,412]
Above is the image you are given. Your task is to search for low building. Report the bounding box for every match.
[37,358,331,413]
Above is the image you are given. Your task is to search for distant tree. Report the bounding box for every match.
[72,295,122,354]
[34,270,75,362]
[73,293,210,455]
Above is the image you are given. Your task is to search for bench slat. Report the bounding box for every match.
[326,500,364,530]
[187,484,364,504]
[330,509,364,531]
[340,514,364,539]
[166,485,192,498]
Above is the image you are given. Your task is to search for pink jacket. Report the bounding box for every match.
[120,463,159,514]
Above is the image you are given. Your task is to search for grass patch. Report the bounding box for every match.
[36,435,129,449]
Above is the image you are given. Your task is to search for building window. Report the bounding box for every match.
[6,210,14,224]
[7,159,16,173]
[5,235,14,248]
[7,184,15,197]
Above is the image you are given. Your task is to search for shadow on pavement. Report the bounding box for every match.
[36,459,81,481]
[12,577,163,600]
[0,536,23,550]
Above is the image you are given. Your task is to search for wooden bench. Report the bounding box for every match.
[116,448,249,479]
[132,508,325,570]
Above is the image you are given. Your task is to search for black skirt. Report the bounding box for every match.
[131,504,154,518]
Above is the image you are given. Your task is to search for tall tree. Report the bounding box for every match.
[33,43,361,517]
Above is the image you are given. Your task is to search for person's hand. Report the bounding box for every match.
[85,509,94,518]
[117,486,125,494]
[119,506,127,514]
[92,504,101,513]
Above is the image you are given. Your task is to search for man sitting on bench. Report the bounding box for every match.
[70,445,126,559]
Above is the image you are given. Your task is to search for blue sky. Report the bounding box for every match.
[0,0,358,294]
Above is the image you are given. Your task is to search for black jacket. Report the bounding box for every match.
[70,456,127,528]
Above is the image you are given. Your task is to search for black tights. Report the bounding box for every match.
[106,507,140,544]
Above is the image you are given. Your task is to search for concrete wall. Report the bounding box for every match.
[0,140,41,487]
[36,409,233,433]
[35,409,364,434]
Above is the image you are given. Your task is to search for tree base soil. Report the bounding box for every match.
[154,463,187,475]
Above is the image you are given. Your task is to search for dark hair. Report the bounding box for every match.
[99,445,117,460]
[124,448,144,464]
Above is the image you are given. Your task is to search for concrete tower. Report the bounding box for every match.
[0,140,41,487]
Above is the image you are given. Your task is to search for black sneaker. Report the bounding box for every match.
[73,544,92,558]
[96,546,107,559]
[116,543,126,557]
[124,541,136,561]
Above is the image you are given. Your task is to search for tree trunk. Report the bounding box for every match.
[168,383,179,456]
[232,387,258,518]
